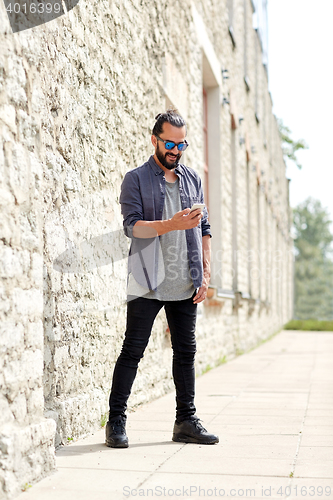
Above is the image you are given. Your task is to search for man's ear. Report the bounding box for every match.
[151,135,157,148]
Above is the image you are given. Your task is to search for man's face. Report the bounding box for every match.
[152,123,187,170]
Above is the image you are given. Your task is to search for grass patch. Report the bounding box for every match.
[284,319,333,331]
[101,413,108,428]
[198,356,228,377]
[201,363,212,375]
[21,483,32,492]
[217,355,227,365]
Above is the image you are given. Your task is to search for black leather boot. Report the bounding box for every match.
[105,418,129,448]
[172,417,219,444]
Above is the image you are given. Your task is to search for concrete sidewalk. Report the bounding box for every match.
[19,330,333,500]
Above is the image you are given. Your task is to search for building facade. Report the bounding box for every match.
[0,0,293,496]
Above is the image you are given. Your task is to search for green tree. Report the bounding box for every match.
[293,198,333,320]
[277,118,308,169]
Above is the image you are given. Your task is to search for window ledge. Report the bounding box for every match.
[228,26,236,48]
[244,76,251,92]
[205,287,234,307]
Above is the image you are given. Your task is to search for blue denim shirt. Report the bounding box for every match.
[119,155,212,290]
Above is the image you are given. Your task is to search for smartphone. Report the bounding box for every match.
[190,203,205,213]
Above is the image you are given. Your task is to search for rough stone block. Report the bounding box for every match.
[2,360,25,403]
[26,388,44,418]
[25,320,43,350]
[0,397,14,428]
[30,252,43,286]
[21,349,43,386]
[0,105,16,134]
[9,392,27,424]
[19,214,41,251]
[0,246,22,279]
[12,288,43,318]
[0,419,56,496]
[0,189,15,206]
[53,346,69,370]
[0,321,24,354]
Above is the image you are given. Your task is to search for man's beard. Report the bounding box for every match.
[156,144,181,170]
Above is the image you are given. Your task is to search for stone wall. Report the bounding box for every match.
[0,0,293,496]
[0,9,57,494]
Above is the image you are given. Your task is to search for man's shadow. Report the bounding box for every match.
[3,0,80,33]
[56,441,181,456]
[53,227,162,287]
[53,229,128,274]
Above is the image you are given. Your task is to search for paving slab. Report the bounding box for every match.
[158,454,294,476]
[300,436,333,447]
[226,402,308,410]
[304,417,333,425]
[209,424,302,436]
[18,330,333,500]
[19,468,149,499]
[209,415,303,426]
[293,461,333,479]
[221,434,300,447]
[306,404,333,410]
[179,444,299,459]
[221,408,306,417]
[297,446,333,461]
[301,426,333,436]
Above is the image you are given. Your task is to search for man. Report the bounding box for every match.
[105,110,219,448]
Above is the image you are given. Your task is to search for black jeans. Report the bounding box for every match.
[109,294,197,422]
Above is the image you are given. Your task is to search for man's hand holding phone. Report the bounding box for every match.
[169,204,205,231]
[133,204,206,236]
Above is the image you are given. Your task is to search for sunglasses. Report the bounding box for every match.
[155,135,189,152]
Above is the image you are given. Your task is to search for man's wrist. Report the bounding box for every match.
[163,218,175,233]
[203,271,211,284]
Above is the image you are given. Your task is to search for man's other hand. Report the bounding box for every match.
[193,283,209,304]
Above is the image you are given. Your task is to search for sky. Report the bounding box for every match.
[267,0,333,222]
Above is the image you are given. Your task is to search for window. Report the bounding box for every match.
[254,36,260,123]
[201,54,222,288]
[246,159,252,296]
[192,6,222,290]
[256,177,261,300]
[231,129,238,292]
[203,88,209,210]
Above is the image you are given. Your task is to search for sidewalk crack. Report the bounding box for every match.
[136,442,187,489]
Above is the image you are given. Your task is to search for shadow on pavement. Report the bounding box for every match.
[56,440,180,455]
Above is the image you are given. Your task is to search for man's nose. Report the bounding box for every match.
[168,145,178,153]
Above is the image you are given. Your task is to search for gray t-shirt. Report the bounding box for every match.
[127,178,195,301]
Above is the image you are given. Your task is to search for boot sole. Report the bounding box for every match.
[105,439,129,448]
[172,434,219,445]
